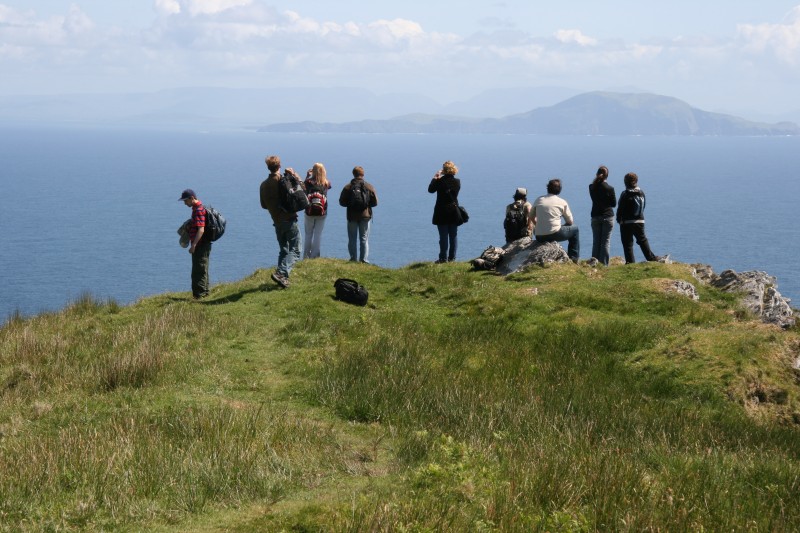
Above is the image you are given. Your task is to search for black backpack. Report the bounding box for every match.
[348,180,371,211]
[334,278,369,306]
[504,201,527,242]
[204,205,226,241]
[279,173,310,213]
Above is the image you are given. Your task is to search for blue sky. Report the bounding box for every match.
[2,1,799,114]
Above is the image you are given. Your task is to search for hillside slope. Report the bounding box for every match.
[1,259,799,530]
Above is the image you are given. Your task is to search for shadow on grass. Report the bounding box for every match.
[200,285,284,305]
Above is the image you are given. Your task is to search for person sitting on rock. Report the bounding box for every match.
[504,187,533,243]
[532,179,580,262]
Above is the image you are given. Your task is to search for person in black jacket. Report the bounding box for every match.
[428,160,462,263]
[589,165,616,266]
[616,172,663,264]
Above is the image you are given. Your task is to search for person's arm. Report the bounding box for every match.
[562,201,574,226]
[369,183,378,207]
[339,184,349,207]
[525,203,534,232]
[189,226,205,254]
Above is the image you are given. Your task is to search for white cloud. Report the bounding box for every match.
[737,6,800,64]
[64,4,94,34]
[554,29,597,46]
[368,19,424,40]
[155,0,181,16]
[154,0,253,16]
[1,0,798,113]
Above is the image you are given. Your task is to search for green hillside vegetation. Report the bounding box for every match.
[2,259,799,531]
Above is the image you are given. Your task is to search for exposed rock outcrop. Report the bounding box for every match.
[665,280,700,301]
[692,265,796,329]
[495,239,570,275]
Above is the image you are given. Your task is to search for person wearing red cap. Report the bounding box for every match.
[179,189,211,299]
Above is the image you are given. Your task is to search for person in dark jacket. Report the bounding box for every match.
[589,165,616,266]
[616,172,663,264]
[260,155,301,288]
[428,160,462,263]
[338,166,378,263]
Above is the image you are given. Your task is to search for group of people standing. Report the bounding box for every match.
[259,155,378,289]
[504,165,663,266]
[179,158,661,298]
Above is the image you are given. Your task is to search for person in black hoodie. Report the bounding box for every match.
[616,172,663,264]
[588,165,616,266]
[428,160,462,263]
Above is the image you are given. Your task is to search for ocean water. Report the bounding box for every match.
[2,127,799,320]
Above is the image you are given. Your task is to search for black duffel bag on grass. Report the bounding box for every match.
[334,278,369,306]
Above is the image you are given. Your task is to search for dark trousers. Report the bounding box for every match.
[191,240,212,297]
[437,224,458,261]
[620,222,656,264]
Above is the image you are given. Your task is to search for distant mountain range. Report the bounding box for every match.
[260,92,800,136]
[2,88,797,135]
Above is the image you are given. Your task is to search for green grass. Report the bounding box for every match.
[1,259,799,531]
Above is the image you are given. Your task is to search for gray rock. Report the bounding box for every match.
[666,280,700,301]
[710,269,796,329]
[496,239,570,275]
[690,263,716,285]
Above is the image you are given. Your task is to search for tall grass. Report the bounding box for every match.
[0,403,344,530]
[0,301,206,403]
[311,264,800,531]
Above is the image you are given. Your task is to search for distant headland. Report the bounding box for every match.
[259,91,800,136]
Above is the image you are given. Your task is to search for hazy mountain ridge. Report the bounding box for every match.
[1,87,797,134]
[261,92,800,136]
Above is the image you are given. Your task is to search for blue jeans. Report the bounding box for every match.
[437,224,458,261]
[347,219,371,262]
[591,216,614,266]
[274,220,301,277]
[535,225,580,261]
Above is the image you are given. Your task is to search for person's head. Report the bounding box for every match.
[311,162,329,187]
[513,187,527,201]
[352,166,364,178]
[624,172,639,188]
[179,189,197,206]
[266,155,281,173]
[594,166,609,185]
[442,161,458,176]
[546,179,562,195]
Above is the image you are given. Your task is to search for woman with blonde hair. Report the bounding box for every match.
[303,162,331,259]
[428,160,462,262]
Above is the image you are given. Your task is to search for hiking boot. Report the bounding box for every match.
[271,272,290,288]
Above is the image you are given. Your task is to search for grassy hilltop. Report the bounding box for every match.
[1,259,799,531]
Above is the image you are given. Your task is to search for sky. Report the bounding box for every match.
[2,1,800,115]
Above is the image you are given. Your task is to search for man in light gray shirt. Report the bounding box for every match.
[532,178,580,262]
